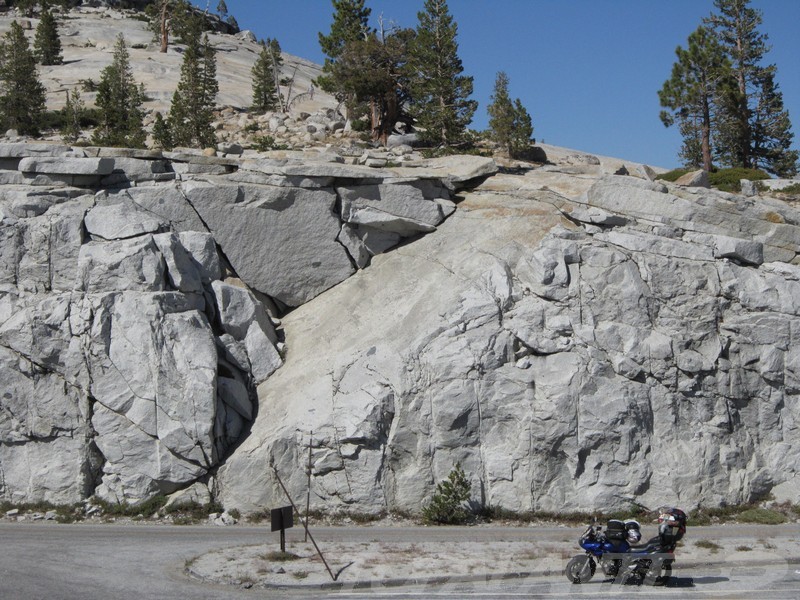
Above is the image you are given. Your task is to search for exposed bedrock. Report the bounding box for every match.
[217,174,800,514]
[0,145,489,505]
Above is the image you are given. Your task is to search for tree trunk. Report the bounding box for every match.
[702,96,712,172]
[160,2,169,53]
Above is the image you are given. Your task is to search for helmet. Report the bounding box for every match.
[657,507,687,546]
[624,519,641,544]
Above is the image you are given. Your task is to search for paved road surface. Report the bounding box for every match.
[1,523,798,599]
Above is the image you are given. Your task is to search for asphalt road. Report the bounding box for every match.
[1,522,799,599]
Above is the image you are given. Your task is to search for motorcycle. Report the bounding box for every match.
[564,507,687,586]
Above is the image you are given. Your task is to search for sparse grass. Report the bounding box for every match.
[349,511,385,524]
[93,495,168,517]
[736,508,786,525]
[759,538,777,550]
[736,545,753,552]
[695,540,722,553]
[263,551,300,562]
[246,509,271,523]
[292,570,309,580]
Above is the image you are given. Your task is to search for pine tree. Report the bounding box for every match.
[216,0,228,19]
[658,26,732,172]
[167,32,218,148]
[152,111,172,149]
[327,27,414,144]
[317,0,372,109]
[92,34,146,148]
[409,0,476,148]
[487,71,533,157]
[251,39,282,114]
[512,98,533,154]
[318,0,372,63]
[147,0,205,53]
[750,67,798,177]
[704,0,796,175]
[0,21,47,136]
[61,88,83,143]
[34,2,63,66]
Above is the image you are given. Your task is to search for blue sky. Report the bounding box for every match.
[203,0,799,170]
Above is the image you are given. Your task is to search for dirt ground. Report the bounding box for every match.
[187,529,798,588]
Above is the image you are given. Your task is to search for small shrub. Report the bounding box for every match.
[656,168,693,183]
[695,540,722,553]
[776,183,800,196]
[246,509,271,523]
[736,545,752,552]
[243,122,260,133]
[228,508,241,521]
[422,463,472,525]
[736,507,786,525]
[292,570,309,580]
[709,168,770,193]
[349,511,385,524]
[263,550,300,562]
[252,135,288,152]
[657,167,770,193]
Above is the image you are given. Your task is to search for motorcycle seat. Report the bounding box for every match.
[630,536,668,554]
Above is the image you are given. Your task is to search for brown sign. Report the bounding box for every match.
[271,506,293,532]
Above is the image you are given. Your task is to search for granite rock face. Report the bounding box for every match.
[217,173,800,515]
[0,144,481,505]
[7,139,800,516]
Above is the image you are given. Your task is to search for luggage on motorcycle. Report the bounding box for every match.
[657,507,687,551]
[605,519,626,540]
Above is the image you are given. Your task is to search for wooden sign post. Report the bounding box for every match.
[270,505,293,553]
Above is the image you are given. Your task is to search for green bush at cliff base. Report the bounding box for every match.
[657,167,770,193]
[422,463,472,525]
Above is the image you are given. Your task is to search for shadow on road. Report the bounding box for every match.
[686,577,731,585]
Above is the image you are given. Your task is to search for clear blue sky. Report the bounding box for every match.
[202,0,799,170]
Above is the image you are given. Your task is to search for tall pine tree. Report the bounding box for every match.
[61,88,83,144]
[167,32,218,148]
[0,21,47,136]
[750,67,798,177]
[317,0,372,118]
[34,2,63,66]
[92,34,146,148]
[251,38,282,114]
[487,71,533,158]
[658,26,732,172]
[704,0,796,174]
[409,0,476,148]
[327,27,414,144]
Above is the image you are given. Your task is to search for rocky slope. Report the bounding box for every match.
[0,141,492,505]
[2,6,800,516]
[3,139,800,513]
[217,165,800,515]
[0,5,347,149]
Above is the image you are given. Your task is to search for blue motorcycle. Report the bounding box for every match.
[565,507,687,585]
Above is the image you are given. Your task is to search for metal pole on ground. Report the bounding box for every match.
[272,466,337,582]
[305,431,312,542]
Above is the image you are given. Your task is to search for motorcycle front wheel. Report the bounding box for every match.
[565,555,596,583]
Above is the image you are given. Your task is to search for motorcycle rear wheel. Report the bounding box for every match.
[565,555,596,584]
[644,560,672,586]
